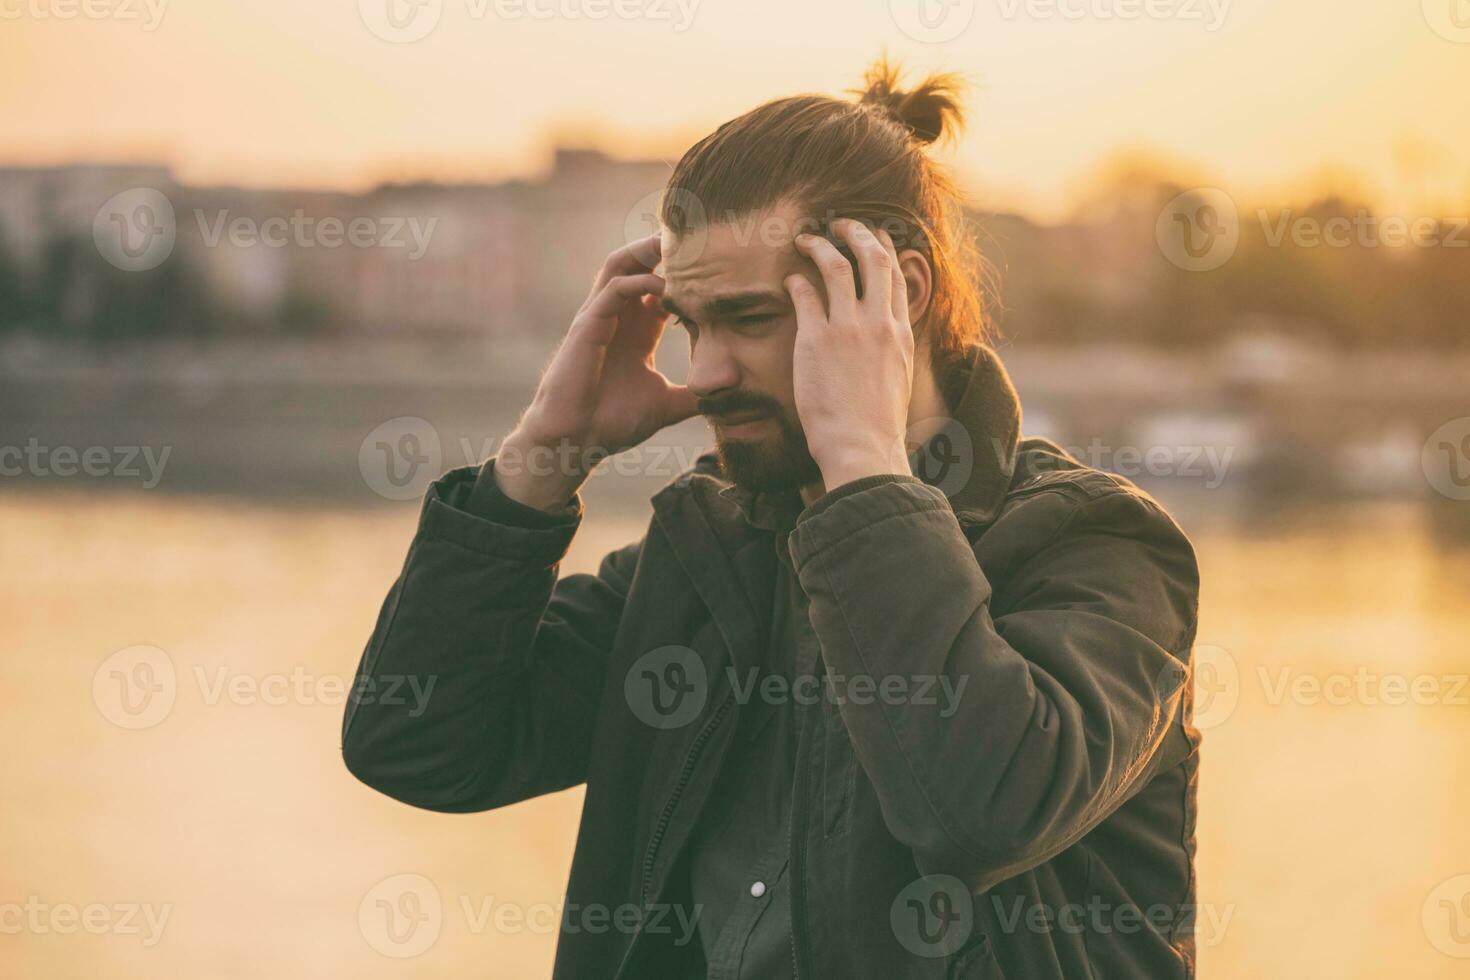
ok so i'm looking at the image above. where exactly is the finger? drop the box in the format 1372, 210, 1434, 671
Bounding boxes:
783, 272, 826, 330
658, 381, 700, 426
583, 235, 663, 308
571, 273, 665, 346
873, 227, 909, 323
831, 218, 894, 316
794, 234, 859, 326
609, 291, 674, 361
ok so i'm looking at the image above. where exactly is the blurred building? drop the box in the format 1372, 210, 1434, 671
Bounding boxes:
0, 149, 672, 339
0, 163, 179, 276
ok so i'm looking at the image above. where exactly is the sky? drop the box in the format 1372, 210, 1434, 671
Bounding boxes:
3, 0, 1469, 221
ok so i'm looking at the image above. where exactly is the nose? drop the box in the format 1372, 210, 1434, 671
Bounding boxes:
685, 332, 740, 400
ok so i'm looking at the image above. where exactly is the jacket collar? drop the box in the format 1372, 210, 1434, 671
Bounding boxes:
935, 341, 1024, 526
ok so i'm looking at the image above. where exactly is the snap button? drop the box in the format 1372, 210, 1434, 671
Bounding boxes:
750, 881, 766, 898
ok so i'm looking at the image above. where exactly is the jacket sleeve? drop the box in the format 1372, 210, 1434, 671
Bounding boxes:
787, 476, 1200, 893
341, 460, 640, 813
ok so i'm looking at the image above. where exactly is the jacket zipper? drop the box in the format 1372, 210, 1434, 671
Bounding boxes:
613, 689, 734, 980
639, 689, 734, 903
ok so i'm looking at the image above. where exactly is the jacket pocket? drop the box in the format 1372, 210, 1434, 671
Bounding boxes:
947, 933, 1007, 980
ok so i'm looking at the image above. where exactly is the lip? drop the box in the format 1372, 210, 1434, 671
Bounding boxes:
712, 412, 774, 437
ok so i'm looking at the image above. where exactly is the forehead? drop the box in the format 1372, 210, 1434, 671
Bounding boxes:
659, 200, 809, 305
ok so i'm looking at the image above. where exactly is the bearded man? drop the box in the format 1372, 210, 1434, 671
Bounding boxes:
343, 59, 1202, 980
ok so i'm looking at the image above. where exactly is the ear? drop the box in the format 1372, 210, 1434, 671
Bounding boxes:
896, 249, 933, 327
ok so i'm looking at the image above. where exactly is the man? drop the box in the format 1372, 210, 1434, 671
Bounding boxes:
343, 60, 1202, 979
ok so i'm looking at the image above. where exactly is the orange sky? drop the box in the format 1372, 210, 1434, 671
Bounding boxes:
3, 0, 1468, 220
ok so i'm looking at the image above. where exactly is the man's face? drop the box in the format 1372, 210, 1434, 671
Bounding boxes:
658, 200, 826, 493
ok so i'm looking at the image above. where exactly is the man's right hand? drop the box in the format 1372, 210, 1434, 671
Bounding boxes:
495, 234, 698, 513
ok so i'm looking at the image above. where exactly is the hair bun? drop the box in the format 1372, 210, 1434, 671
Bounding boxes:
854, 56, 966, 146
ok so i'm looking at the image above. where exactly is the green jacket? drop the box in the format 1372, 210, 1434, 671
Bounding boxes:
343, 344, 1203, 979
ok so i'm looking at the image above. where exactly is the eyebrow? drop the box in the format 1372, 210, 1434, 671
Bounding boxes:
659, 290, 788, 323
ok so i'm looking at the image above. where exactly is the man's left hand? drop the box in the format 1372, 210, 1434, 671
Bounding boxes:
785, 218, 915, 491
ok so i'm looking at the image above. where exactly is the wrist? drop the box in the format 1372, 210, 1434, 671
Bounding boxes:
493, 429, 588, 514
817, 441, 913, 492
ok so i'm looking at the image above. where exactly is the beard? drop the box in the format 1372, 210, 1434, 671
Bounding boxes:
714, 412, 823, 493
701, 393, 823, 493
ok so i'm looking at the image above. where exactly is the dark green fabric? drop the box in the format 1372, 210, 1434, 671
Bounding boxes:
686, 488, 802, 980
342, 344, 1204, 980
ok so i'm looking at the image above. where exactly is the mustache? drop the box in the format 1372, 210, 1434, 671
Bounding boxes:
698, 392, 782, 419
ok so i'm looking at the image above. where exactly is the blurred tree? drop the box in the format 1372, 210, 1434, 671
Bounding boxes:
0, 238, 30, 330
